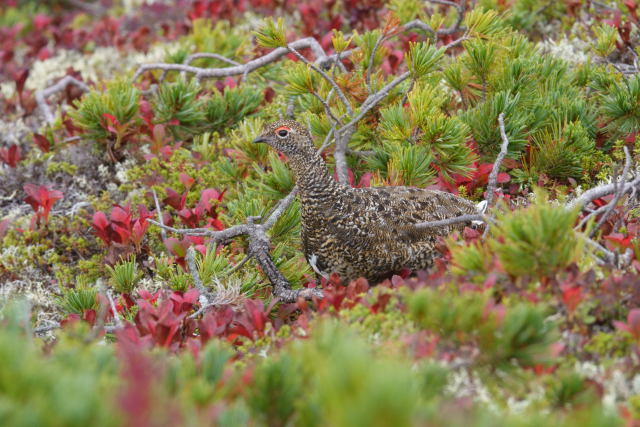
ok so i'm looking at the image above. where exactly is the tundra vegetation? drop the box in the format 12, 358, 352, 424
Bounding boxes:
1, 0, 640, 425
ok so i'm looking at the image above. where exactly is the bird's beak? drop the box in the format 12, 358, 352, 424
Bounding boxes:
252, 135, 268, 144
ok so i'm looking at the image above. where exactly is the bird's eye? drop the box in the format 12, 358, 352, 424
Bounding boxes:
277, 129, 289, 138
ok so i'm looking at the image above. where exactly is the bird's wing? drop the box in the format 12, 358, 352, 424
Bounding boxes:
354, 187, 480, 242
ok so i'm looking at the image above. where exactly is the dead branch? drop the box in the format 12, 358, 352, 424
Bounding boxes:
404, 0, 467, 36
186, 246, 209, 299
107, 290, 123, 328
366, 33, 386, 94
184, 52, 241, 67
486, 112, 510, 208
566, 168, 640, 211
36, 75, 90, 124
589, 146, 632, 237
133, 37, 343, 82
148, 188, 322, 303
33, 321, 117, 335
152, 188, 167, 242
413, 214, 486, 230
580, 234, 634, 267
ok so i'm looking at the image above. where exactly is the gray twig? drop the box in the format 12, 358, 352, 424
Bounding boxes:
107, 290, 123, 328
413, 213, 486, 229
566, 170, 640, 211
366, 33, 386, 94
186, 246, 208, 296
152, 188, 167, 242
36, 75, 90, 124
403, 0, 467, 36
589, 147, 632, 237
134, 37, 344, 82
486, 112, 510, 208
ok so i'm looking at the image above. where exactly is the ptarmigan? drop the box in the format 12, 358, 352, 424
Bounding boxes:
253, 119, 484, 284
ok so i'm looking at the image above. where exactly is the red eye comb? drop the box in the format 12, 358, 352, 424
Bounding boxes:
275, 126, 291, 132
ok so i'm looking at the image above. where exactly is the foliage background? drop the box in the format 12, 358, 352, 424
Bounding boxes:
1, 0, 640, 425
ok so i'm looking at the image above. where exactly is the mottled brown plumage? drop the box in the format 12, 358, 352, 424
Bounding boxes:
253, 119, 482, 283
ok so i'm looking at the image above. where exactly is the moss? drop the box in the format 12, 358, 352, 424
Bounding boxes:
46, 160, 78, 177
584, 332, 631, 359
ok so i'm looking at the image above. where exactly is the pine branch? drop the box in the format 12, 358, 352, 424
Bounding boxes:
287, 45, 353, 116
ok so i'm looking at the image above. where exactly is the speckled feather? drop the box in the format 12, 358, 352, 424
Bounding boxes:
254, 120, 481, 283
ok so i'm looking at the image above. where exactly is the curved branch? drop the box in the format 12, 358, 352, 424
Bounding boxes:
133, 37, 344, 82
36, 75, 90, 124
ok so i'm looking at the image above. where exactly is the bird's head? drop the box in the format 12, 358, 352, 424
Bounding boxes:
252, 120, 315, 157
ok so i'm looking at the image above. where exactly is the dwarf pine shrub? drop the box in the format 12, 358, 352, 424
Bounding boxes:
491, 191, 582, 277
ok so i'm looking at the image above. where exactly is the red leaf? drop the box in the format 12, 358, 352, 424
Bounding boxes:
32, 133, 50, 153
0, 144, 21, 168
33, 14, 52, 31
497, 172, 510, 183
179, 173, 195, 190
164, 188, 187, 210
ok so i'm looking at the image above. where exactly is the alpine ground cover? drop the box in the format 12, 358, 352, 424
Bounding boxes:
1, 0, 640, 425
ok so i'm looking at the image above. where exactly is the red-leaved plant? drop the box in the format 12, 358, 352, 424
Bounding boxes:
23, 184, 63, 227
92, 204, 151, 252
0, 144, 21, 168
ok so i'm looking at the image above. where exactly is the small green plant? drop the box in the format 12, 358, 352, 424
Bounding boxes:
69, 79, 140, 158
59, 287, 98, 315
156, 257, 193, 292
491, 190, 582, 277
152, 78, 206, 138
247, 354, 302, 427
204, 86, 263, 133
593, 23, 618, 58
197, 246, 230, 287
106, 256, 142, 294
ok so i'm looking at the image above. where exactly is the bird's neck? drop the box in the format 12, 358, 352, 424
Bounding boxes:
288, 150, 345, 198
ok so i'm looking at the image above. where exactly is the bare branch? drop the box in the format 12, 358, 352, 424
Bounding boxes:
334, 125, 357, 184
65, 0, 105, 15
413, 214, 486, 230
36, 75, 90, 124
107, 290, 123, 328
566, 170, 640, 211
580, 233, 634, 267
312, 92, 342, 125
184, 52, 241, 67
589, 147, 632, 237
262, 187, 299, 230
186, 246, 208, 296
366, 33, 386, 94
341, 71, 411, 133
403, 0, 467, 36
486, 112, 510, 208
133, 37, 344, 83
152, 188, 167, 242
